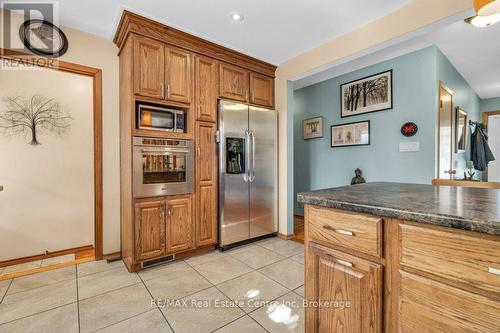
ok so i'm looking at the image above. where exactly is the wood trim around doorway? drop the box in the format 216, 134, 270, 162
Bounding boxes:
0, 49, 104, 260
483, 110, 500, 126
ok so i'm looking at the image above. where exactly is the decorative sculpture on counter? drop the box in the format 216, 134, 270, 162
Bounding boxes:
0, 94, 72, 145
351, 168, 366, 185
465, 161, 476, 180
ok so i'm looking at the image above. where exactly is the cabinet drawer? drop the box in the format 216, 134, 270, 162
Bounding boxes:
400, 223, 500, 297
400, 271, 500, 332
306, 205, 382, 257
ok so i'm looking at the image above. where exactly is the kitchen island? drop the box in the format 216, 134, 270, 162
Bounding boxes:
298, 182, 500, 333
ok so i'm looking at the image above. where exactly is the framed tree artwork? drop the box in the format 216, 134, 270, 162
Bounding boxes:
341, 70, 392, 118
303, 116, 323, 139
331, 120, 370, 148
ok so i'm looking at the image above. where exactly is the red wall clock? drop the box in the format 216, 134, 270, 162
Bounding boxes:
401, 122, 418, 137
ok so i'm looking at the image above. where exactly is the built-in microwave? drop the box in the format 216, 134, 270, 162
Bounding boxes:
137, 104, 185, 133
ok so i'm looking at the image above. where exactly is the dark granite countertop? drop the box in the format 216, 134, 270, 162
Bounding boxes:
297, 182, 500, 236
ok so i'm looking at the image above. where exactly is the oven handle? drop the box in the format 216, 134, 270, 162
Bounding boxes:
140, 149, 190, 154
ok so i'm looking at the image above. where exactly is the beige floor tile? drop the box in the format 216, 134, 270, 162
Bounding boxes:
0, 279, 76, 324
41, 254, 76, 267
77, 259, 125, 277
163, 287, 244, 333
191, 255, 253, 285
213, 315, 267, 333
290, 252, 305, 265
2, 261, 41, 275
95, 309, 172, 333
138, 260, 190, 281
78, 266, 141, 300
0, 280, 11, 302
0, 302, 78, 333
185, 250, 227, 266
257, 238, 304, 257
8, 266, 75, 294
259, 259, 304, 290
145, 266, 211, 301
294, 285, 305, 297
250, 292, 305, 333
79, 283, 153, 333
227, 245, 285, 269
217, 271, 289, 313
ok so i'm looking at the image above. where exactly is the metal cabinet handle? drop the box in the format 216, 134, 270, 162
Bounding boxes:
489, 267, 500, 275
327, 254, 353, 267
167, 84, 171, 98
168, 209, 171, 217
323, 224, 354, 236
245, 90, 249, 101
251, 91, 254, 102
197, 146, 201, 158
161, 83, 165, 98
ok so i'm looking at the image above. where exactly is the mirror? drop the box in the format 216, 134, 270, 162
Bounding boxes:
455, 107, 467, 153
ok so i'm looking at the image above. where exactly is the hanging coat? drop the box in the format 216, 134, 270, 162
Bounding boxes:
471, 124, 495, 171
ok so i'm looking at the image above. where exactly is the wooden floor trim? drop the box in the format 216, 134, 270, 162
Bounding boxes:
0, 245, 94, 268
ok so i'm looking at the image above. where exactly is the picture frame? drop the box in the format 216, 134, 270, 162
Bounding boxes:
303, 116, 323, 140
340, 70, 393, 118
455, 106, 468, 153
331, 120, 370, 148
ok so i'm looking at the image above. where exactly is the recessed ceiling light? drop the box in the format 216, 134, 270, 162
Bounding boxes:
465, 13, 500, 27
230, 12, 244, 22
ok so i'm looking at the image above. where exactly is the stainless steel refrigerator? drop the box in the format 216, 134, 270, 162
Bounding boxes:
218, 99, 277, 249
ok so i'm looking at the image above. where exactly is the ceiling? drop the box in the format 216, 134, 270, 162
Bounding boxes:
294, 12, 500, 99
53, 0, 410, 64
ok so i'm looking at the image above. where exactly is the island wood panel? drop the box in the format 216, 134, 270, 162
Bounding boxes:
306, 242, 382, 333
219, 63, 249, 102
400, 271, 500, 332
134, 199, 166, 261
166, 195, 194, 253
307, 205, 382, 258
195, 121, 218, 246
249, 72, 274, 107
400, 223, 500, 297
195, 55, 218, 122
165, 46, 192, 104
133, 36, 165, 99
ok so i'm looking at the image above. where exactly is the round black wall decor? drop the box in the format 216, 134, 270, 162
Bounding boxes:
19, 19, 68, 57
401, 122, 418, 137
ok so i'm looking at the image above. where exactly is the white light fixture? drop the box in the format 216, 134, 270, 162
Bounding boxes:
230, 12, 244, 22
474, 0, 500, 16
465, 12, 500, 27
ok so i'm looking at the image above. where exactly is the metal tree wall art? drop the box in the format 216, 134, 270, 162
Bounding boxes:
0, 95, 72, 145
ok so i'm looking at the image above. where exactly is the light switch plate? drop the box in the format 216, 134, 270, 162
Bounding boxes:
400, 141, 419, 152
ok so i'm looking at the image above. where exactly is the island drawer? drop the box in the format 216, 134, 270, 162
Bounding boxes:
306, 205, 382, 257
400, 223, 500, 296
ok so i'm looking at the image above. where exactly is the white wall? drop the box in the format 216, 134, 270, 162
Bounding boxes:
1, 9, 120, 256
0, 68, 94, 260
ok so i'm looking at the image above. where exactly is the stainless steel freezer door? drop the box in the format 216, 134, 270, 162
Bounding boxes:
249, 106, 277, 238
218, 100, 250, 246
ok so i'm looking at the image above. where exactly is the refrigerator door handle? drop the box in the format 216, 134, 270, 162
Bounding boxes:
250, 131, 256, 182
244, 130, 251, 183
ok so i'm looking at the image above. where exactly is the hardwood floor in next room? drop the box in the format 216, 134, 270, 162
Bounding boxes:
0, 238, 305, 333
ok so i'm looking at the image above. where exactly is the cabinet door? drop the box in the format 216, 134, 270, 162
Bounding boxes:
133, 37, 165, 99
195, 122, 218, 246
249, 72, 274, 107
219, 63, 249, 102
165, 47, 192, 104
166, 195, 193, 253
306, 242, 382, 333
134, 199, 166, 261
195, 55, 218, 122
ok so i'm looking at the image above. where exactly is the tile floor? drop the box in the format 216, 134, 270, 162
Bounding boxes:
0, 237, 305, 333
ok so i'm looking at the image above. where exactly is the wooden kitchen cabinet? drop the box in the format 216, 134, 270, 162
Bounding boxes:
165, 47, 192, 104
249, 72, 274, 107
195, 121, 218, 246
166, 195, 193, 253
306, 242, 382, 333
195, 55, 218, 122
219, 63, 249, 102
133, 36, 165, 99
134, 199, 166, 261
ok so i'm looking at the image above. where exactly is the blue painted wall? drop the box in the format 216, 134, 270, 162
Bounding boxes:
293, 46, 439, 215
436, 49, 481, 179
481, 97, 500, 112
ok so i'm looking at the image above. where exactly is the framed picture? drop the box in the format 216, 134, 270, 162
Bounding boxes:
340, 70, 392, 118
303, 116, 323, 140
331, 120, 370, 148
455, 106, 467, 153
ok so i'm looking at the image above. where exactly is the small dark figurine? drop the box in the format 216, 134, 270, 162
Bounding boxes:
351, 168, 366, 185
